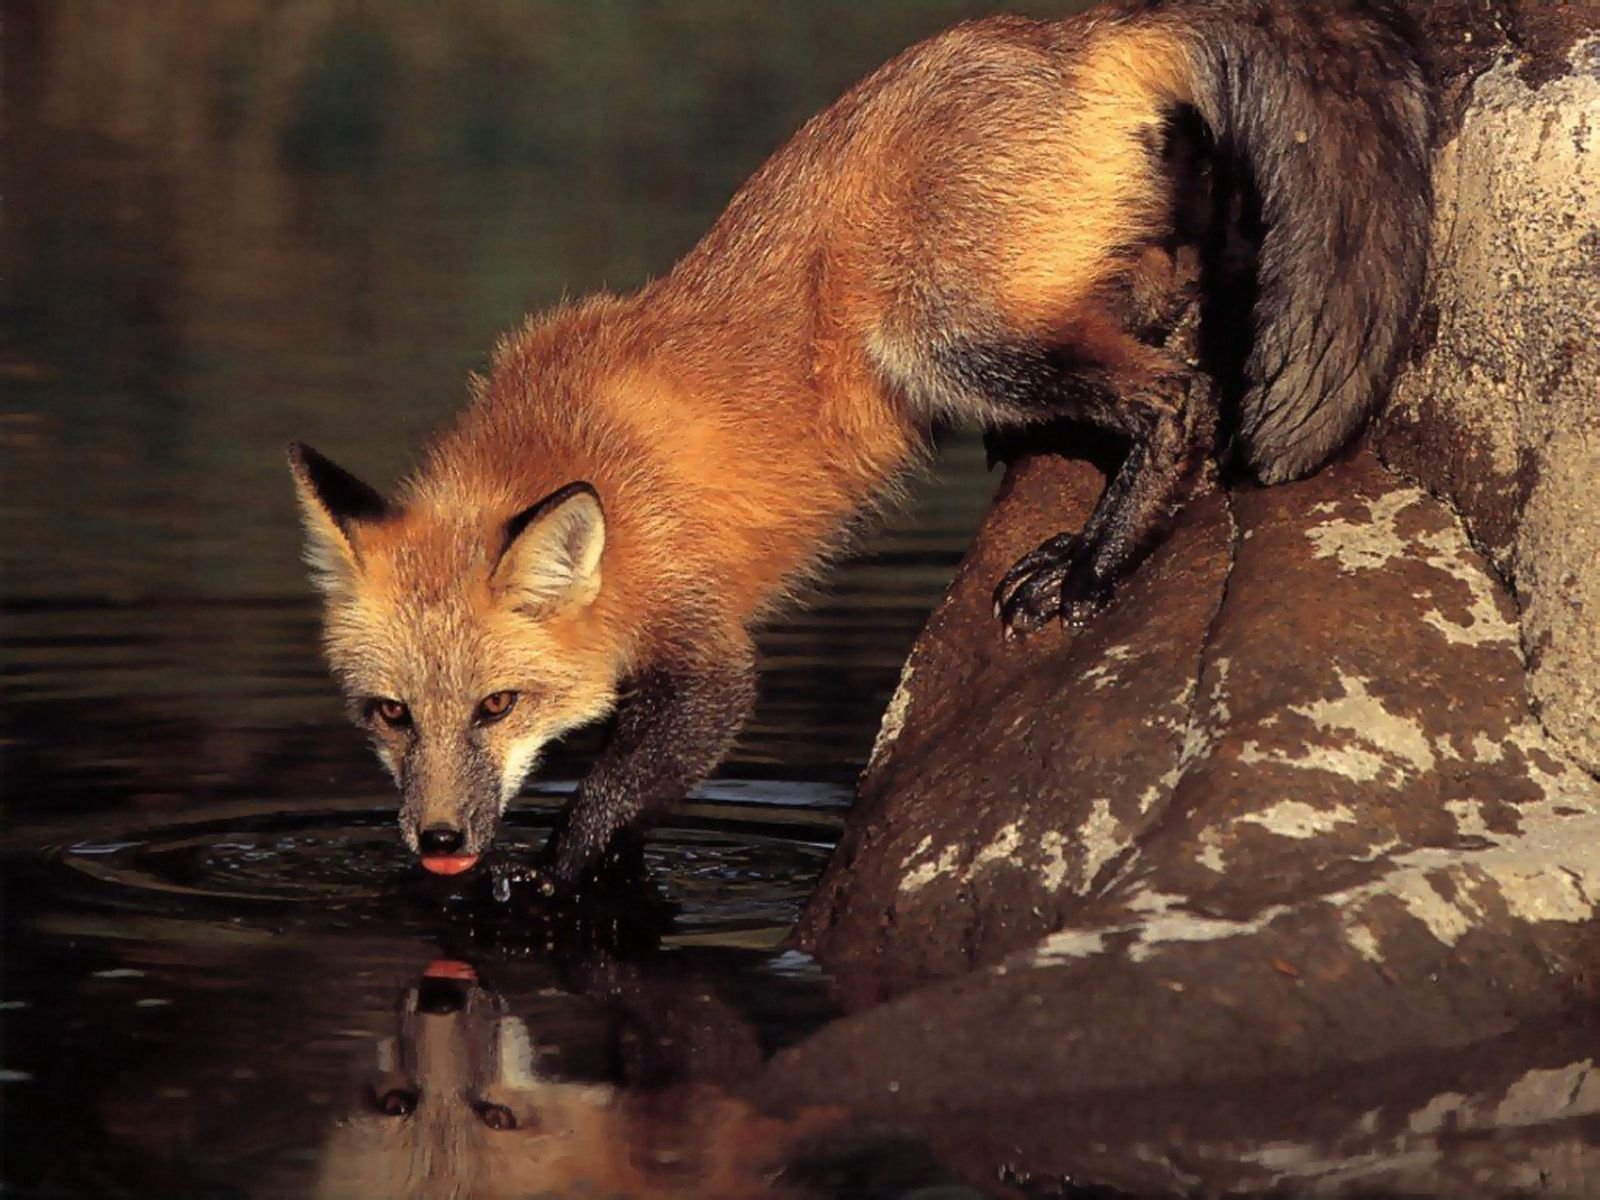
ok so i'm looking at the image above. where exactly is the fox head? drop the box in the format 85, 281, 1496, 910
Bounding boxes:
288, 442, 623, 873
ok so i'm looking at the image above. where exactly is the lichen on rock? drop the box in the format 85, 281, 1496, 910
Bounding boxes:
798, 453, 1600, 1017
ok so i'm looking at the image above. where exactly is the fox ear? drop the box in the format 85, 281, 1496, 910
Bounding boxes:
287, 442, 388, 595
493, 483, 605, 613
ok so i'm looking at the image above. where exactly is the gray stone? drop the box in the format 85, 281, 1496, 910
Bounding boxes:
1377, 37, 1600, 774
799, 452, 1234, 1003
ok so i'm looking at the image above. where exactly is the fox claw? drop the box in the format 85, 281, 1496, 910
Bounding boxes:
530, 824, 649, 901
994, 532, 1110, 636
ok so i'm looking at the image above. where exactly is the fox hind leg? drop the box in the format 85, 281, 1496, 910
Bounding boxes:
993, 354, 1213, 634
969, 299, 1216, 636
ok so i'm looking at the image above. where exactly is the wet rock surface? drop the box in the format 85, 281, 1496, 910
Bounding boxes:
796, 451, 1233, 1000
759, 1006, 1600, 1196
783, 454, 1599, 1194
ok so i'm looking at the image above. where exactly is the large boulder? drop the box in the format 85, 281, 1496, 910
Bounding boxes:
797, 454, 1600, 1016
780, 455, 1600, 1193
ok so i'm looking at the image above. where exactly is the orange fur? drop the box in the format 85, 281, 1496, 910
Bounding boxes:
396, 14, 1198, 659
294, 12, 1216, 858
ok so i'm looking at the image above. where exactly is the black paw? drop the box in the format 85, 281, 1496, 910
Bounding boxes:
1058, 583, 1111, 631
993, 533, 1111, 638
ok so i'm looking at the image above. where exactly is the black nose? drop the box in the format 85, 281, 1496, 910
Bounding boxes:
420, 826, 464, 855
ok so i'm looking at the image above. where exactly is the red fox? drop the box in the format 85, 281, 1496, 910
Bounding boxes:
290, 1, 1433, 881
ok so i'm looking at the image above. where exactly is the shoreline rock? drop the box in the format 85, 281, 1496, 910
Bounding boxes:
1377, 37, 1600, 776
797, 454, 1600, 1016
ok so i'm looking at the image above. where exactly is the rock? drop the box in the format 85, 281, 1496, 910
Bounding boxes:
796, 450, 1232, 1002
1376, 35, 1600, 773
798, 455, 1600, 1015
780, 456, 1600, 1193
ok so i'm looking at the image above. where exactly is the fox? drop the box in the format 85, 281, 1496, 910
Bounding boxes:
290, 0, 1433, 882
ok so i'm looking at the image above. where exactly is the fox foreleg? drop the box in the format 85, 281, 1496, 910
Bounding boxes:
545, 632, 757, 885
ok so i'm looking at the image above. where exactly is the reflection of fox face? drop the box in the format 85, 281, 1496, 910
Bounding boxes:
290, 447, 624, 870
318, 975, 829, 1200
319, 974, 612, 1200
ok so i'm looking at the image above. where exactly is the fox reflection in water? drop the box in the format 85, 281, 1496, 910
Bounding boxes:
316, 960, 839, 1200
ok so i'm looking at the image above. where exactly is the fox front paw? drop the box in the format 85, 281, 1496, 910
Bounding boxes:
993, 533, 1110, 637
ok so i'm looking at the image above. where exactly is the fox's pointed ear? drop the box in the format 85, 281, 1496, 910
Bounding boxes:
492, 482, 605, 613
286, 442, 388, 595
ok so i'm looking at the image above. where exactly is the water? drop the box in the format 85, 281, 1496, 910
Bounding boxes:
1, 800, 857, 1195
6, 4, 1595, 1197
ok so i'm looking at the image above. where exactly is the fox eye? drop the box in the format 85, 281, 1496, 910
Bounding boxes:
370, 698, 412, 729
472, 1100, 518, 1131
476, 691, 518, 723
372, 1086, 418, 1116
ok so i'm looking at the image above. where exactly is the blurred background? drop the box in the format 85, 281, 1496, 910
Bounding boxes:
2, 0, 1090, 824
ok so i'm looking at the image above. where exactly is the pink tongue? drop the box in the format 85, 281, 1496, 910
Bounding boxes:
420, 854, 480, 876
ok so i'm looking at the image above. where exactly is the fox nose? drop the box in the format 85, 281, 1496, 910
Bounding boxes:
419, 826, 465, 855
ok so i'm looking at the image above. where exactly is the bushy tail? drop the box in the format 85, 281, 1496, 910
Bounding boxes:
1179, 1, 1434, 483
